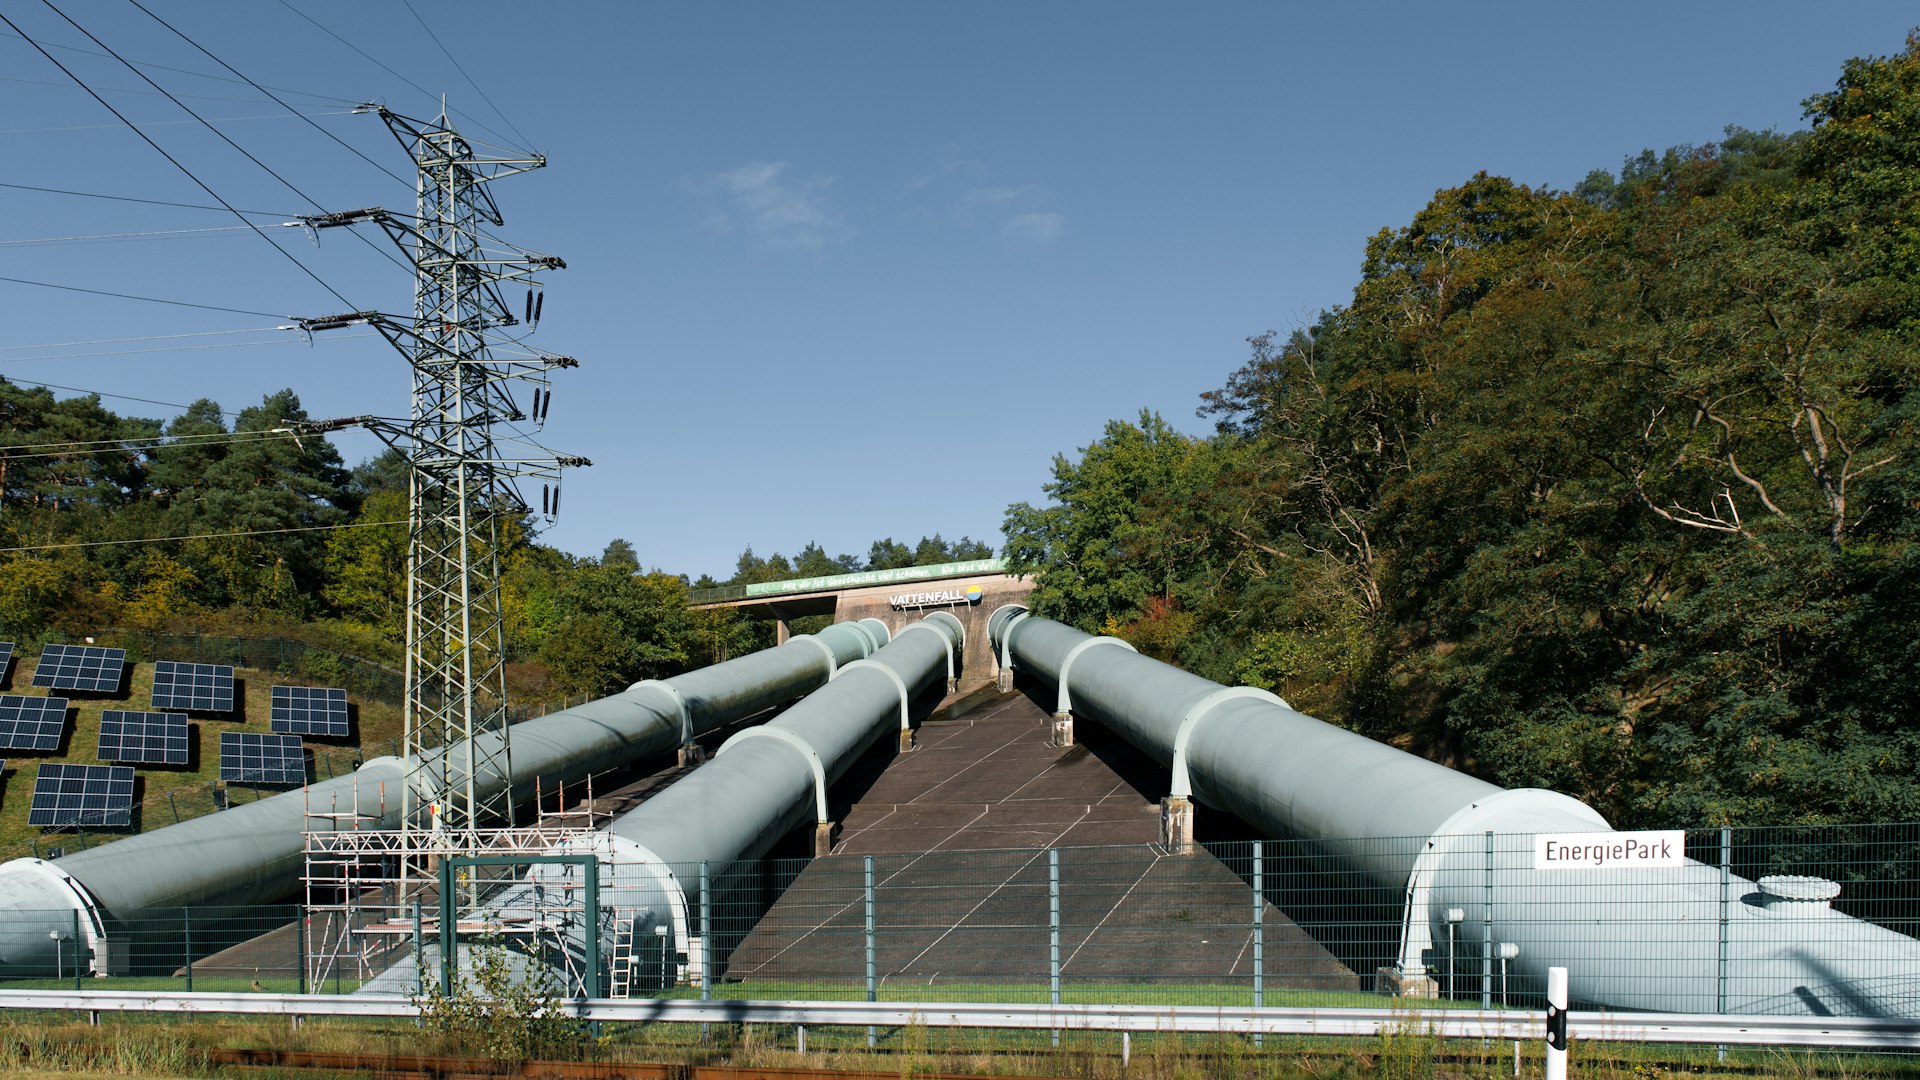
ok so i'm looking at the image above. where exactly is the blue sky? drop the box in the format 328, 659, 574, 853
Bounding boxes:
3, 3, 1915, 580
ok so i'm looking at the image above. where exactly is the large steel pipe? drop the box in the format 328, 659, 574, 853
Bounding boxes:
0, 619, 890, 977
365, 610, 967, 994
989, 606, 1920, 1018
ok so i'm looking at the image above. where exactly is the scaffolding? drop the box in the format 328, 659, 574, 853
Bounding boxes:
298, 777, 662, 996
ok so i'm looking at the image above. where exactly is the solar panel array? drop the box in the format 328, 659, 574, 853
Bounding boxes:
0, 695, 69, 751
28, 763, 134, 827
270, 685, 349, 737
0, 641, 13, 676
220, 731, 305, 785
97, 710, 189, 766
151, 661, 234, 712
32, 644, 124, 693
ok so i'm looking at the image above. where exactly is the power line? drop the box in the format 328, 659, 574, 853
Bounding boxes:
14, 1, 358, 310
0, 518, 406, 554
0, 333, 376, 367
398, 0, 536, 153
0, 180, 295, 217
1, 376, 244, 418
0, 274, 292, 319
0, 224, 274, 247
122, 0, 415, 280
0, 27, 362, 106
0, 107, 356, 136
273, 0, 533, 155
0, 429, 300, 461
0, 328, 286, 353
129, 1, 413, 192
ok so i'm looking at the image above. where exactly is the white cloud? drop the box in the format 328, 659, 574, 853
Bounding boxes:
700, 161, 841, 251
956, 185, 1033, 215
1003, 211, 1068, 245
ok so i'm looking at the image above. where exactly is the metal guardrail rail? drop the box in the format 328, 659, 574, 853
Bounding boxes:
1, 991, 1915, 1050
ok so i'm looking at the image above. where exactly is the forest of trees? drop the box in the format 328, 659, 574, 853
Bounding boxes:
0, 378, 995, 702
1005, 37, 1920, 829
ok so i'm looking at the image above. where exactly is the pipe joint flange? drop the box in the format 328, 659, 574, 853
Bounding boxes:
832, 659, 912, 731
718, 727, 830, 823
628, 679, 692, 744
786, 633, 838, 677
1056, 636, 1138, 716
894, 622, 956, 683
1169, 686, 1287, 800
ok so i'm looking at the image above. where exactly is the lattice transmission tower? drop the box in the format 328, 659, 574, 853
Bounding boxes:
297, 105, 585, 850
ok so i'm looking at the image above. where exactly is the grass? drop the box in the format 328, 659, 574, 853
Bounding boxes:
0, 655, 403, 860
0, 1011, 1912, 1080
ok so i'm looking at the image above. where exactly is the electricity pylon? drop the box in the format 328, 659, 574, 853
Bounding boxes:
297, 106, 585, 851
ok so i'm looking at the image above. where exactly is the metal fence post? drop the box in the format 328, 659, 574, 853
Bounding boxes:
1483, 830, 1494, 1010
72, 909, 82, 990
297, 904, 308, 995
1728, 822, 1743, 1060
412, 901, 424, 999
1252, 841, 1265, 1050
700, 861, 712, 1001
1049, 847, 1061, 1048
183, 908, 192, 991
864, 854, 877, 1048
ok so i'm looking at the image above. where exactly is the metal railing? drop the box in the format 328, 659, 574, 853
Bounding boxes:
0, 992, 1914, 1052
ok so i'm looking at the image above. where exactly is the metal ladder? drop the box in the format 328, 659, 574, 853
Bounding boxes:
606, 920, 636, 998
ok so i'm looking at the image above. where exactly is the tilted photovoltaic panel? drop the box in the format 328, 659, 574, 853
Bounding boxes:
220, 731, 305, 785
0, 695, 69, 751
150, 661, 234, 712
0, 642, 14, 677
97, 710, 189, 766
270, 685, 349, 737
28, 763, 134, 828
31, 644, 125, 693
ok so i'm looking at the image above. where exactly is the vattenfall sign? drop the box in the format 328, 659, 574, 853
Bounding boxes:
890, 584, 985, 609
1533, 830, 1685, 870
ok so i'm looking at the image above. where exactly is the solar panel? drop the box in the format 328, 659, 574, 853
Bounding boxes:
270, 685, 349, 737
220, 731, 305, 785
0, 695, 69, 751
150, 661, 234, 712
0, 641, 13, 677
28, 763, 134, 828
32, 644, 125, 693
97, 710, 189, 766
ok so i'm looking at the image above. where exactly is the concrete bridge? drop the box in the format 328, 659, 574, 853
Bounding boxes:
690, 558, 1032, 692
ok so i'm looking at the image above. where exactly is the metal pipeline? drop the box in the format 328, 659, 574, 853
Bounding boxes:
0, 618, 891, 978
989, 605, 1920, 1018
362, 610, 968, 995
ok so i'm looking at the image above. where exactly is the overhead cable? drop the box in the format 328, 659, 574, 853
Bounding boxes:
13, 1, 358, 309
0, 27, 360, 105
398, 0, 537, 154
0, 518, 407, 554
0, 274, 291, 318
0, 180, 295, 217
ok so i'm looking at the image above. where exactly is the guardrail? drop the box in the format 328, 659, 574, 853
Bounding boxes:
1, 991, 1916, 1050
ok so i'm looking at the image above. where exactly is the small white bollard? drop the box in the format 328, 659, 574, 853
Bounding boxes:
1546, 966, 1568, 1080
1122, 1030, 1131, 1067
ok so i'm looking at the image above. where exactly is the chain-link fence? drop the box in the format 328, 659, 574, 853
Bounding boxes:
75, 629, 404, 705
1, 825, 1914, 1018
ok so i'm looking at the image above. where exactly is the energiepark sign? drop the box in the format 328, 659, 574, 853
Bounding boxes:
889, 584, 985, 610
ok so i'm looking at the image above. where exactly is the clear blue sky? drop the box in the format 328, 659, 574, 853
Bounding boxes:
3, 3, 1914, 580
